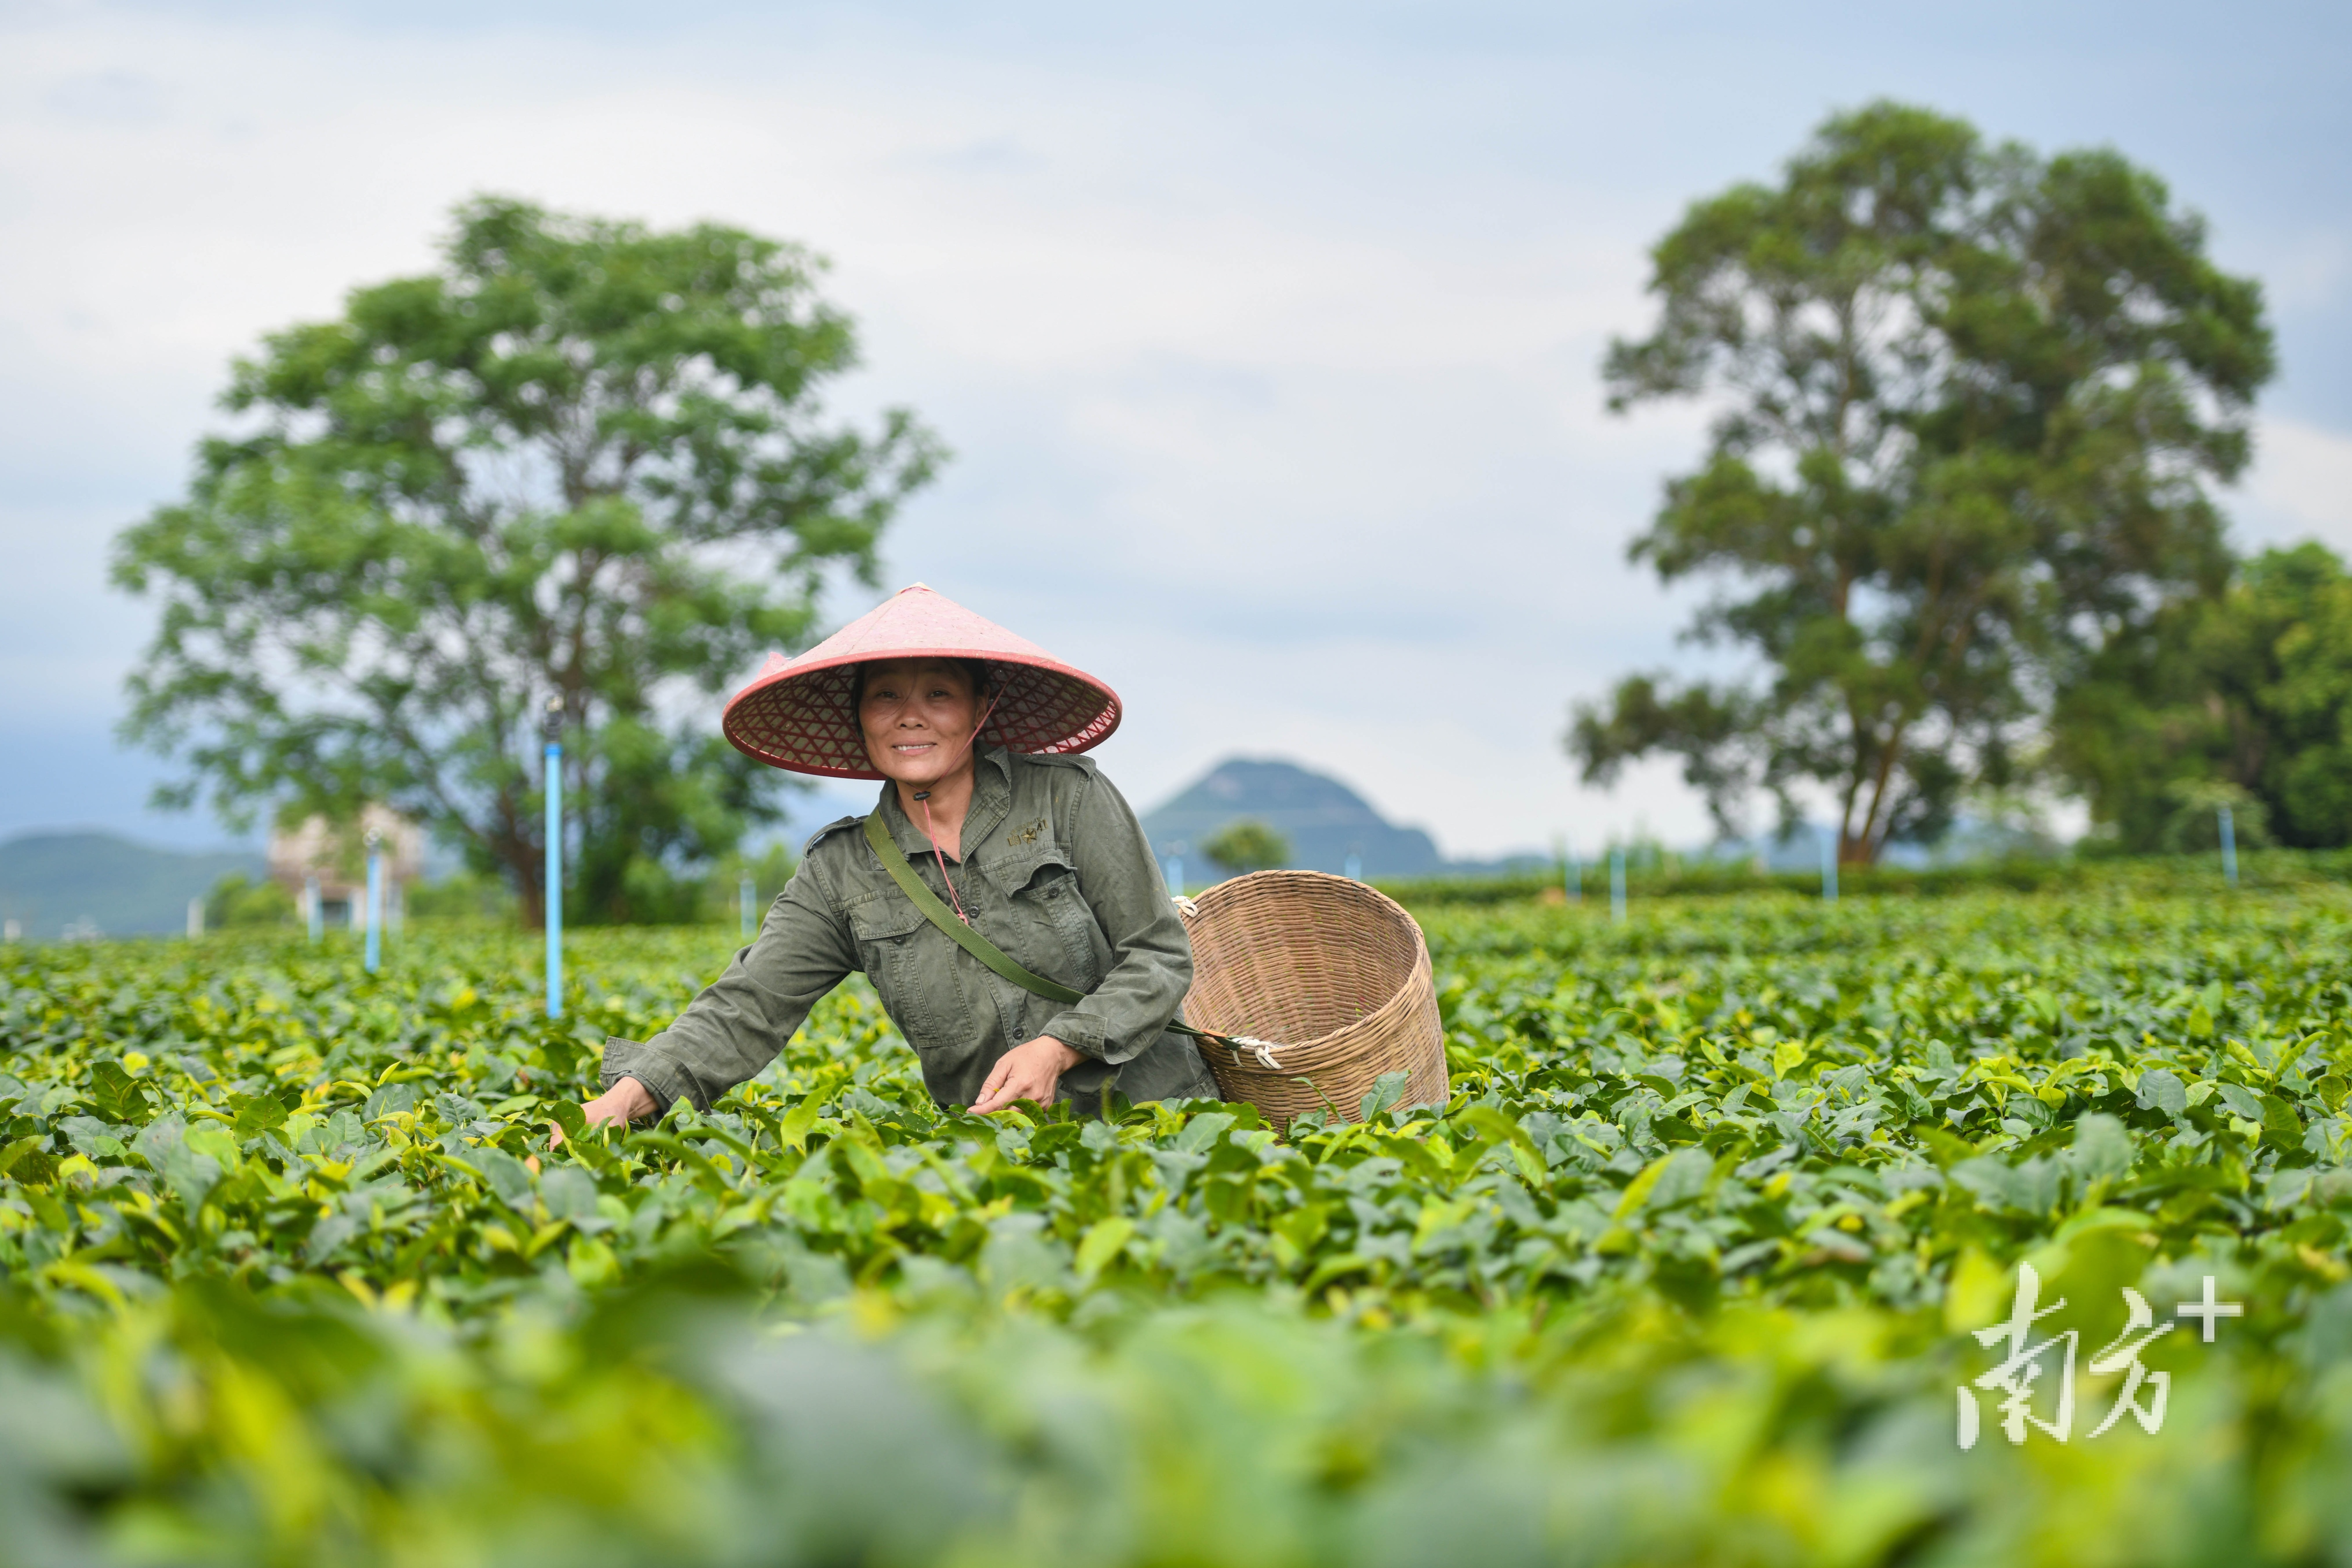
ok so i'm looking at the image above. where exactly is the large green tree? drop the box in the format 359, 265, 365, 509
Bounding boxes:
115, 197, 942, 923
2054, 541, 2352, 851
1570, 103, 2272, 862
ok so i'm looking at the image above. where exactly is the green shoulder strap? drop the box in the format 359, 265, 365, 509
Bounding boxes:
862, 809, 1232, 1048
864, 811, 1084, 1004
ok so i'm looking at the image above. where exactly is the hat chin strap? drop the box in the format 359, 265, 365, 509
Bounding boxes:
907, 692, 999, 926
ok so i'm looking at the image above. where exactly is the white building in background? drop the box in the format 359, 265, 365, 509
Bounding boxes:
267, 806, 425, 930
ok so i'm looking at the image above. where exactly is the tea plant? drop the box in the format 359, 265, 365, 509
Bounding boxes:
5, 884, 2352, 1565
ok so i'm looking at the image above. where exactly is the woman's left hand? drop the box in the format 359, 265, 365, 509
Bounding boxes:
971, 1035, 1083, 1114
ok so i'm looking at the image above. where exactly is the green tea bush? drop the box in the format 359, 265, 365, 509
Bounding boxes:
1379, 846, 2352, 906
5, 884, 2352, 1565
200, 873, 294, 929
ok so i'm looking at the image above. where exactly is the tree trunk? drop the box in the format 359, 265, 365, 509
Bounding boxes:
506, 835, 547, 929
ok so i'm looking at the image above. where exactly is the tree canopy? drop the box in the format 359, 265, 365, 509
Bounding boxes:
1570, 102, 2272, 862
115, 197, 942, 922
2054, 541, 2352, 851
1201, 820, 1290, 877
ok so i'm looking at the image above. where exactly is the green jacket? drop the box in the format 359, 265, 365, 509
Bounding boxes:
601, 746, 1218, 1115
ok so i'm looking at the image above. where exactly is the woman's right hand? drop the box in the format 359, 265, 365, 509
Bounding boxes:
552, 1075, 657, 1147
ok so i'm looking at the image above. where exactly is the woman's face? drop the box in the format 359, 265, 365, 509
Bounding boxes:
858, 659, 984, 788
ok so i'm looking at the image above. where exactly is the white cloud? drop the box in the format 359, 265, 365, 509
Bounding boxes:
0, 8, 1721, 854
2240, 417, 2352, 553
4, 3, 2348, 856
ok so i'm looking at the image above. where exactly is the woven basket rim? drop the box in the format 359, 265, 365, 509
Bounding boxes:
1181, 869, 1433, 1067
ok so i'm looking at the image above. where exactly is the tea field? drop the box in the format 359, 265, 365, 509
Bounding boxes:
6, 879, 2352, 1567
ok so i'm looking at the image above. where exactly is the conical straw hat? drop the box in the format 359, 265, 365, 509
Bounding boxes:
722, 584, 1123, 779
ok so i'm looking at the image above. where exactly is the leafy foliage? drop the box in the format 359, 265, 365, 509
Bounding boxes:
2057, 541, 2352, 851
6, 882, 2352, 1563
201, 873, 294, 929
113, 196, 944, 925
1201, 819, 1291, 876
403, 868, 521, 923
1573, 102, 2271, 862
706, 837, 800, 924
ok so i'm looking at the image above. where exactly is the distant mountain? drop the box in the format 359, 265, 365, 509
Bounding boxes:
0, 832, 264, 940
1139, 759, 1444, 878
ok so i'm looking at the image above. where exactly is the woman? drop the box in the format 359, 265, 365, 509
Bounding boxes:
575, 584, 1218, 1132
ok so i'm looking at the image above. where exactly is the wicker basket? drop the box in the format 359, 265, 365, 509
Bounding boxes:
1177, 870, 1448, 1127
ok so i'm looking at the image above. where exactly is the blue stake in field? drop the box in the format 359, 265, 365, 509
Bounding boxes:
363, 829, 383, 973
544, 695, 564, 1018
2220, 804, 2239, 888
1821, 826, 1838, 902
1610, 845, 1626, 921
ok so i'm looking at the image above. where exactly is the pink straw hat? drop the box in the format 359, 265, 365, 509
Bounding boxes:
722, 583, 1124, 779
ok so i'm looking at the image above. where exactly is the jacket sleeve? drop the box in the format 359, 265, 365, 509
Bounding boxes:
1038, 769, 1192, 1065
600, 858, 857, 1114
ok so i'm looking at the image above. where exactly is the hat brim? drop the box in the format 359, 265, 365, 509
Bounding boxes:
723, 646, 1123, 779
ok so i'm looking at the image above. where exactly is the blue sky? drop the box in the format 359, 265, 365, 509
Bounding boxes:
4, 0, 2348, 859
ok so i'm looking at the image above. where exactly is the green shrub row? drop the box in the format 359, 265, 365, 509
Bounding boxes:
3, 889, 2351, 1563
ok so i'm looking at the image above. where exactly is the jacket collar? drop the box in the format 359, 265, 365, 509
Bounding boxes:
872, 746, 1014, 863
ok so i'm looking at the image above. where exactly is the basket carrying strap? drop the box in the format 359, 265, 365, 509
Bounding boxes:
862, 811, 1283, 1065
864, 811, 1083, 1004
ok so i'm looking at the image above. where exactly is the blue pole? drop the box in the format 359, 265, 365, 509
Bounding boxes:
545, 731, 563, 1019
1165, 854, 1184, 896
1821, 825, 1839, 902
1609, 845, 1626, 921
364, 838, 383, 973
306, 873, 322, 944
2219, 805, 2238, 888
1343, 852, 1362, 882
740, 871, 757, 938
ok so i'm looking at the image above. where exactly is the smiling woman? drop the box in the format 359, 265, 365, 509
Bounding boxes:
571, 585, 1217, 1131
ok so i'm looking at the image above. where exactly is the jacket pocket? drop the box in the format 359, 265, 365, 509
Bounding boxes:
846, 895, 954, 1050
1007, 852, 1103, 991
